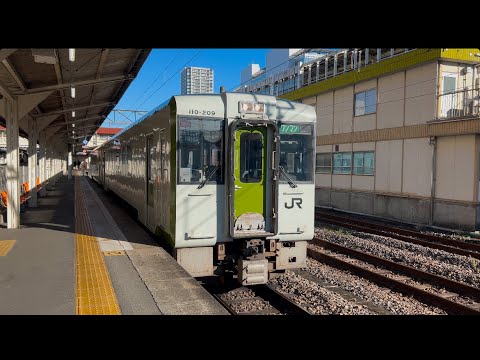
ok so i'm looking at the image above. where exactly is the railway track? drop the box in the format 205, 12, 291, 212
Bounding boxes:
309, 238, 480, 315
212, 284, 311, 315
315, 211, 480, 260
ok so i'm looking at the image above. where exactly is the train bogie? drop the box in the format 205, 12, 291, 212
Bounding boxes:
91, 93, 316, 285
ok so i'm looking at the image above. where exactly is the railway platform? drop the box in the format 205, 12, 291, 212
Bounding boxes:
0, 171, 228, 315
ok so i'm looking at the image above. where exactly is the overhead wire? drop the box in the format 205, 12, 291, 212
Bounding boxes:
135, 49, 202, 111
131, 49, 184, 108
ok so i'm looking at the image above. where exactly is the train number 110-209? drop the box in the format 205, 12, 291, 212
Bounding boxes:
188, 109, 216, 116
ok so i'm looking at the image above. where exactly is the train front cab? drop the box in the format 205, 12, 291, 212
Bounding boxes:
224, 95, 316, 286
172, 94, 316, 286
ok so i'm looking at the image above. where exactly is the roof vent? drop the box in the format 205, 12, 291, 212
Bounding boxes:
31, 49, 57, 65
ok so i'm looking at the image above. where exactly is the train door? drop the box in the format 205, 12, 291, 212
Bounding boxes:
146, 135, 156, 229
232, 126, 268, 235
159, 131, 166, 227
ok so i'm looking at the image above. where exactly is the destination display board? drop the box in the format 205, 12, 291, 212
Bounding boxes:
279, 124, 312, 135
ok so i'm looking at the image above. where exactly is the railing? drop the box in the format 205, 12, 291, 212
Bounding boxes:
437, 87, 480, 120
235, 48, 416, 97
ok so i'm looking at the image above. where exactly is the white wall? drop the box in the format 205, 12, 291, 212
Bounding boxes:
402, 138, 432, 197
436, 135, 476, 201
405, 62, 437, 125
333, 86, 353, 134
378, 71, 405, 129
316, 92, 334, 136
375, 140, 403, 193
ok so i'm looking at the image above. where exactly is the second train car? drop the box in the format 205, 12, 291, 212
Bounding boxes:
90, 93, 316, 285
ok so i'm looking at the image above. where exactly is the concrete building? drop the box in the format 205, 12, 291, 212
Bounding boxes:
235, 48, 335, 96
279, 48, 480, 230
181, 67, 214, 95
0, 125, 29, 149
85, 127, 122, 148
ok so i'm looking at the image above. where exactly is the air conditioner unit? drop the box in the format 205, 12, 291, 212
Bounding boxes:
447, 108, 464, 118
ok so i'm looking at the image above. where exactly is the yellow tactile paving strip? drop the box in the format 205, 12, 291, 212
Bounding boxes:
0, 240, 16, 256
75, 176, 121, 315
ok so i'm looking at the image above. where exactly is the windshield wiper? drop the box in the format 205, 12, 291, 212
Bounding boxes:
279, 166, 298, 188
197, 165, 220, 189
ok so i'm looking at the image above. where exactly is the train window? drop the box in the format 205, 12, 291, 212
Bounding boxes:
121, 145, 129, 175
128, 146, 132, 176
177, 116, 224, 184
148, 146, 156, 181
278, 123, 314, 183
240, 132, 263, 183
116, 154, 120, 173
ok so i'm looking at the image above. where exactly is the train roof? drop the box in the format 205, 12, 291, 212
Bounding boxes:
104, 93, 315, 146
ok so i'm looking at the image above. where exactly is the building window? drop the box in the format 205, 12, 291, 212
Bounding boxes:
353, 151, 375, 175
354, 88, 376, 116
333, 152, 352, 174
316, 153, 332, 173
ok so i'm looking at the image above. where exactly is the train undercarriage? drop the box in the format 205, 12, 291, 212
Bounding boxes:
212, 239, 307, 285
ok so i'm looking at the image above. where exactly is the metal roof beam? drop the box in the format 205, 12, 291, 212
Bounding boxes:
2, 58, 26, 91
0, 49, 17, 62
2, 58, 43, 116
88, 49, 110, 106
53, 49, 67, 114
17, 91, 53, 120
0, 81, 14, 100
14, 75, 133, 95
58, 124, 99, 134
33, 102, 113, 117
48, 115, 104, 128
37, 114, 61, 132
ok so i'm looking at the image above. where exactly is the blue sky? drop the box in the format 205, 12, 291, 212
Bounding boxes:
102, 48, 269, 128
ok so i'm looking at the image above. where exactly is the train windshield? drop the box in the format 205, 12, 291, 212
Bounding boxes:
177, 116, 224, 184
278, 123, 314, 183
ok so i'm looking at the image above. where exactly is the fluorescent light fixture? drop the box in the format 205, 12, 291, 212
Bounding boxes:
72, 111, 75, 117
72, 123, 75, 128
69, 48, 75, 62
71, 86, 75, 98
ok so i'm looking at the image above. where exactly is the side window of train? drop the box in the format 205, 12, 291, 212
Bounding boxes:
150, 147, 156, 181
160, 133, 166, 181
278, 123, 315, 183
177, 116, 224, 184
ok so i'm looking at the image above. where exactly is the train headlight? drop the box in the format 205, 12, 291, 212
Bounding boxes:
239, 101, 265, 114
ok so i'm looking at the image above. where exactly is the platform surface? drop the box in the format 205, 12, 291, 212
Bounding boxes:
0, 173, 227, 315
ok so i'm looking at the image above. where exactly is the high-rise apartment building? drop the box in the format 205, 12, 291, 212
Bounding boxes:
181, 67, 214, 95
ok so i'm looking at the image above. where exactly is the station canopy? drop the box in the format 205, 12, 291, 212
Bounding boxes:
0, 48, 151, 144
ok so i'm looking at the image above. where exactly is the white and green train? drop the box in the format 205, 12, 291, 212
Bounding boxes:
90, 93, 316, 285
